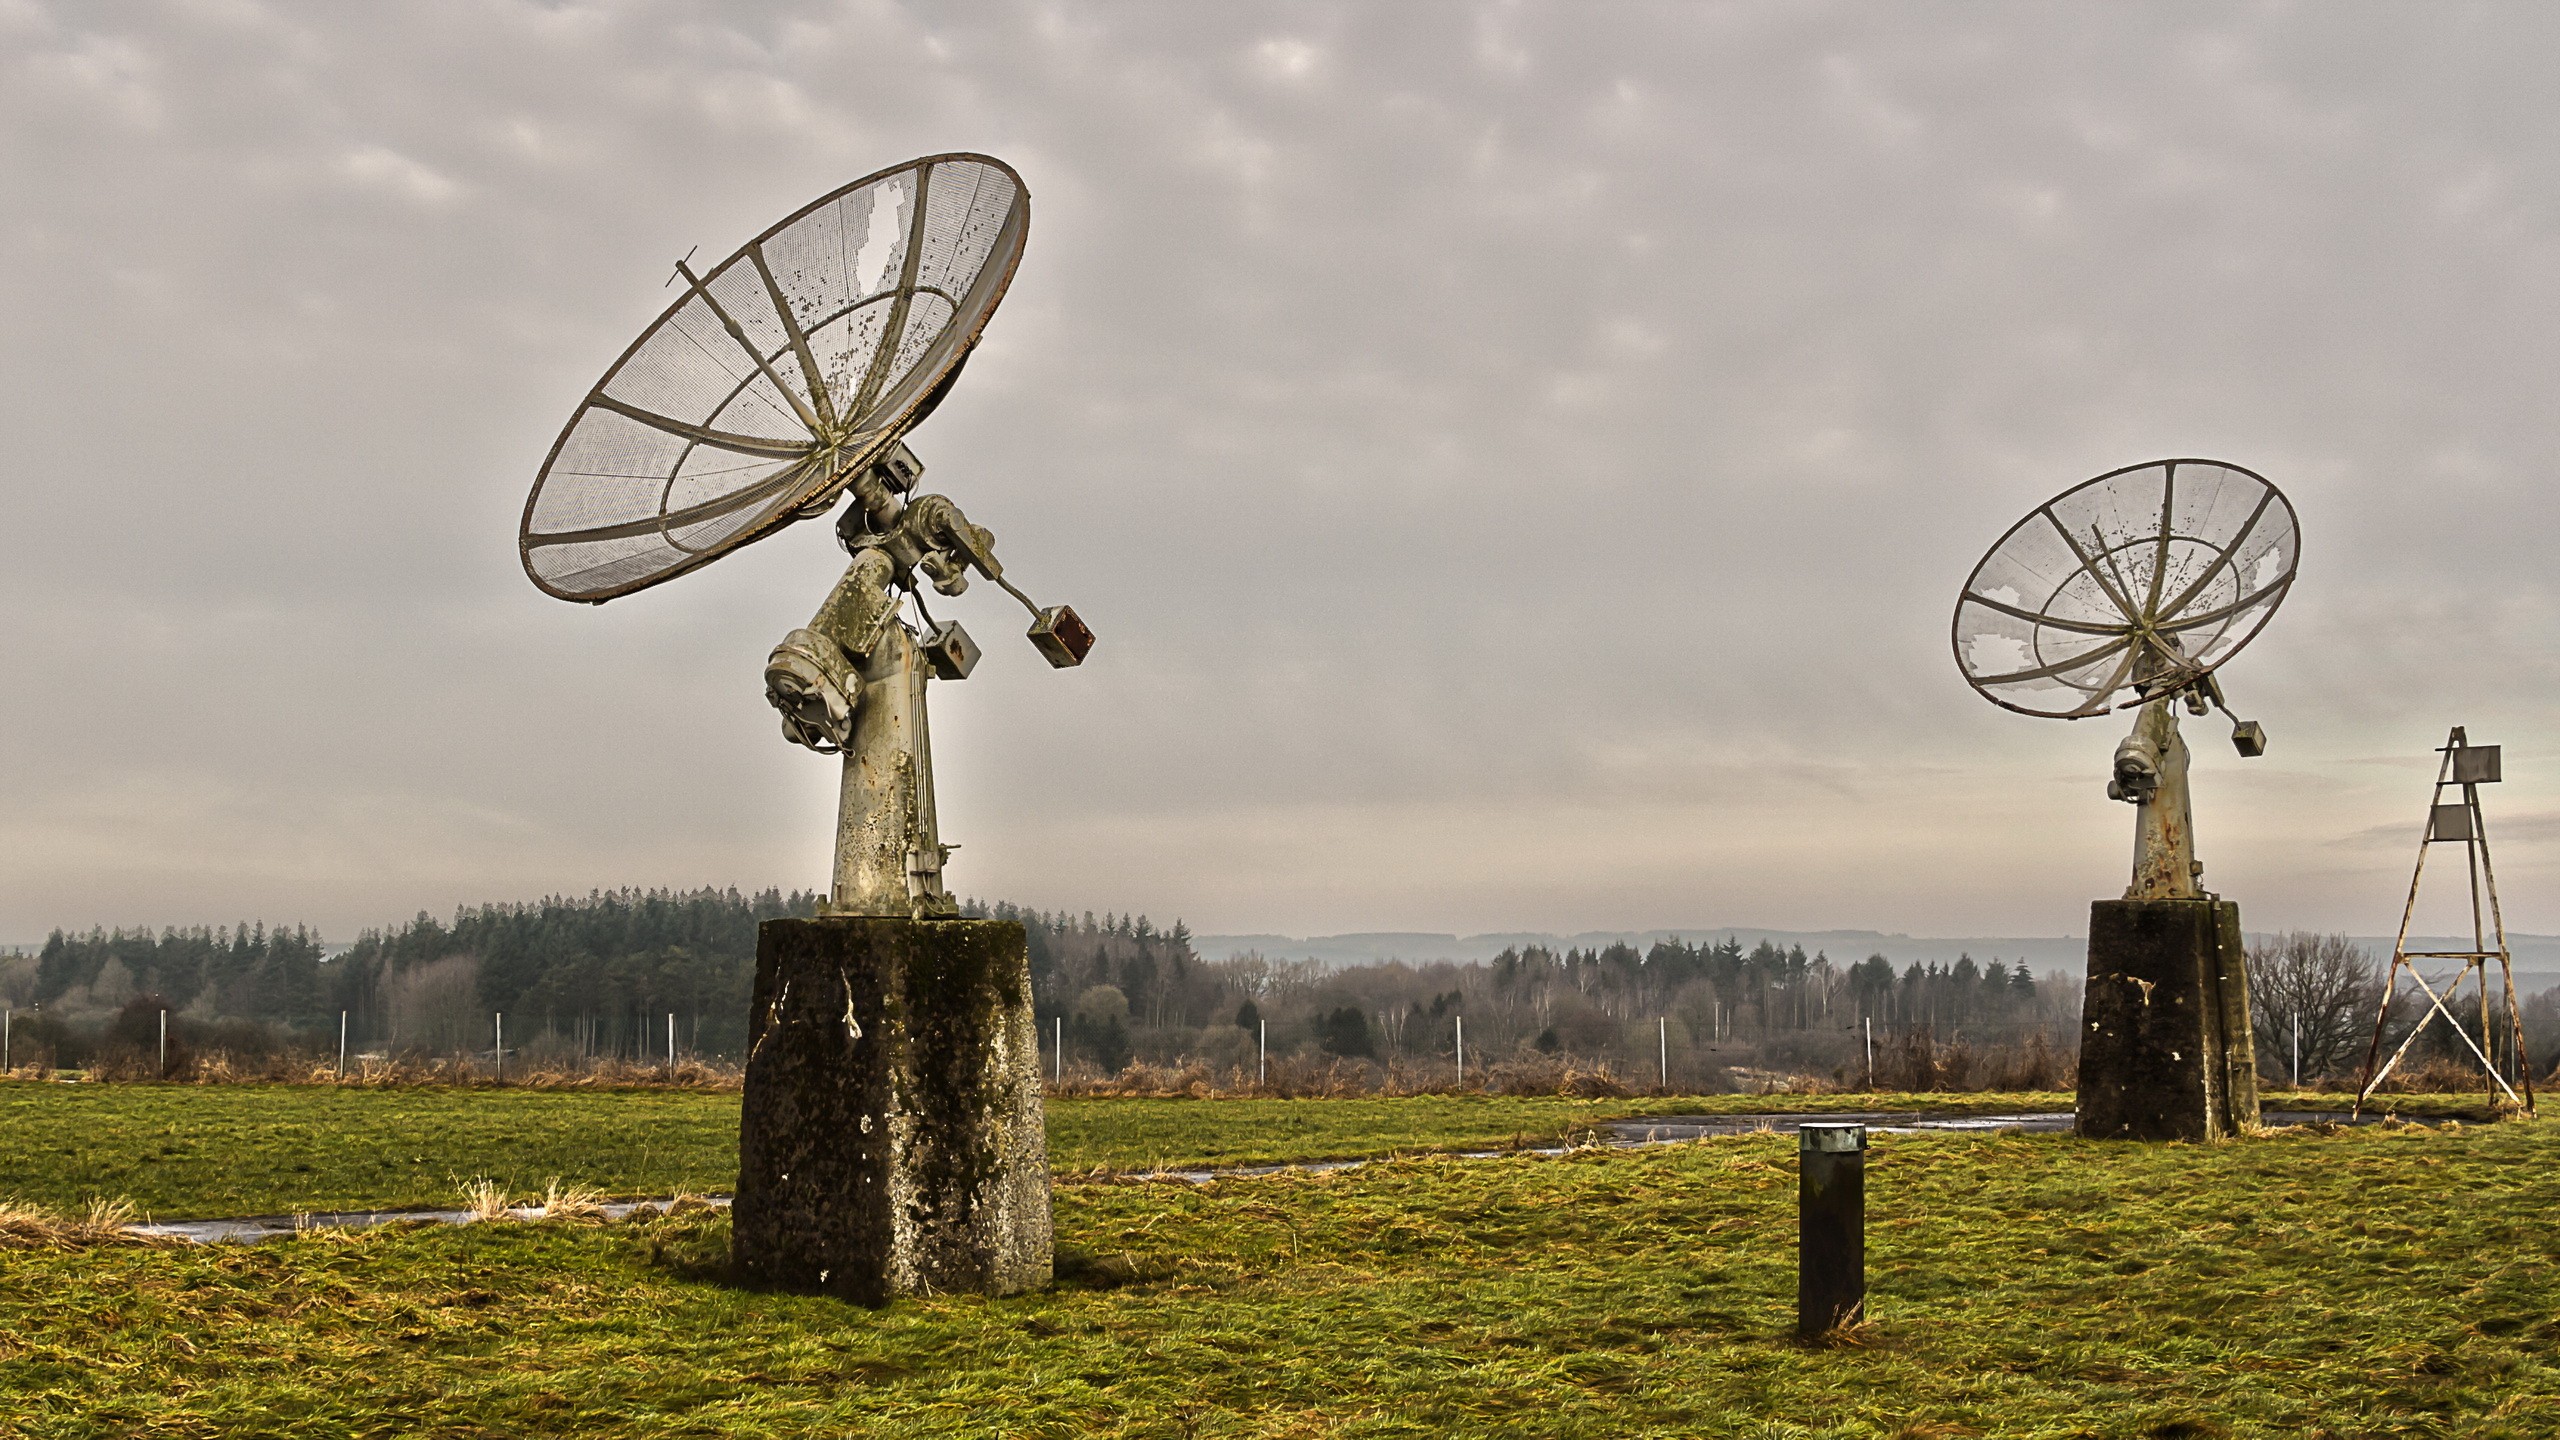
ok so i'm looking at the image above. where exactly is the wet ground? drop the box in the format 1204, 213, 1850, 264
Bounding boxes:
131, 1196, 732, 1245
125, 1107, 2429, 1244
1603, 1111, 2074, 1144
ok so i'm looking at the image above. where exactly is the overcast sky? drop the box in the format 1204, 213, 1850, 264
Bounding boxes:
4, 1, 2557, 944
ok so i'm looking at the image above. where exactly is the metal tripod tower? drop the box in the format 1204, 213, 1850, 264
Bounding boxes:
2353, 728, 2534, 1115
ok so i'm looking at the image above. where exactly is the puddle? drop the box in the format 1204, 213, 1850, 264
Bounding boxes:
1601, 1111, 2075, 1143
1113, 1110, 2078, 1184
132, 1196, 729, 1245
124, 1106, 2458, 1243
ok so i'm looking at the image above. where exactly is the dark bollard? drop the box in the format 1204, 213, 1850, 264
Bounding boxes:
1798, 1122, 1866, 1338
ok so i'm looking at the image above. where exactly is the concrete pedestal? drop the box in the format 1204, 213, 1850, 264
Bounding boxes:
2077, 898, 2260, 1141
733, 917, 1052, 1304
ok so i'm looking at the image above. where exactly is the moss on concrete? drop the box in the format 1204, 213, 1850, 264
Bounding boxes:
733, 917, 1049, 1303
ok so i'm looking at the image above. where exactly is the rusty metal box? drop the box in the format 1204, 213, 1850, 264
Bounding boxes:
1027, 605, 1093, 668
920, 621, 980, 681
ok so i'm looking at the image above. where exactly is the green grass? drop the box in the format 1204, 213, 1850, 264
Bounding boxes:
1043, 1092, 2070, 1177
0, 1084, 738, 1219
2261, 1087, 2528, 1120
0, 1084, 2072, 1220
1, 1119, 2553, 1436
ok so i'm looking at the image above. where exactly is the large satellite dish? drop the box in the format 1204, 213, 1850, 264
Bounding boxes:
1952, 458, 2297, 902
520, 153, 1028, 603
1953, 458, 2298, 720
517, 153, 1087, 920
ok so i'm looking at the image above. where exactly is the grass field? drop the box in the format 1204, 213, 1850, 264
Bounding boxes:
0, 1113, 2551, 1436
0, 1082, 2071, 1220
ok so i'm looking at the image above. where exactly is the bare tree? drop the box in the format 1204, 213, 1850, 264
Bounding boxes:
384, 954, 483, 1056
1376, 1006, 1408, 1056
2247, 932, 2381, 1084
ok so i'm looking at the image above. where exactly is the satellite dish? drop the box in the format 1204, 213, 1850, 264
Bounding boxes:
518, 154, 1089, 920
1952, 458, 2298, 901
1953, 458, 2298, 722
520, 153, 1029, 603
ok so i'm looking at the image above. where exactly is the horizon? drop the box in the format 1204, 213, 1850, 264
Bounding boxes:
13, 899, 2558, 980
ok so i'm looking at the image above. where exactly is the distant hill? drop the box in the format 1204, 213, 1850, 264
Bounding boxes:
1197, 927, 2560, 992
1202, 928, 2092, 971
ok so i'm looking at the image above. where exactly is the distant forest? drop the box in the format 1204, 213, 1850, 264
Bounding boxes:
4, 889, 2078, 1084
8, 890, 814, 1062
13, 891, 2557, 1085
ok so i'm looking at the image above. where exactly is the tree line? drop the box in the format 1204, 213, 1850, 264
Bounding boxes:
11, 895, 2544, 1088
5, 899, 2074, 1083
998, 914, 2077, 1086
6, 890, 818, 1062
12, 923, 328, 1023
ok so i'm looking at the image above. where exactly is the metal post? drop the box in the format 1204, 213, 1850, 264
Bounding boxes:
338, 1011, 348, 1079
668, 1012, 677, 1065
1659, 1016, 1669, 1091
1798, 1122, 1867, 1338
1864, 1016, 1874, 1090
2290, 1014, 2299, 1090
3, 1007, 10, 1072
2476, 771, 2534, 1112
1455, 1016, 1465, 1088
495, 1013, 505, 1082
1054, 1016, 1062, 1084
158, 1009, 167, 1078
1257, 1018, 1267, 1087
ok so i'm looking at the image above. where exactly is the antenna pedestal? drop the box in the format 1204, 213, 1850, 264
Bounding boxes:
2077, 897, 2260, 1140
2113, 699, 2203, 901
826, 626, 953, 918
766, 550, 956, 920
734, 915, 1052, 1304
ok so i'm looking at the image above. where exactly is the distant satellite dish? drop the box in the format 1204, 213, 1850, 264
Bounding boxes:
520, 153, 1028, 603
1953, 458, 2298, 721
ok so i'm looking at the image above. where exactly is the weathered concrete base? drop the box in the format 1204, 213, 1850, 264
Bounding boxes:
2077, 898, 2261, 1141
733, 917, 1051, 1304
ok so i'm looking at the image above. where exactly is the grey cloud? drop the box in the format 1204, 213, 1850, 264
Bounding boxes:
4, 1, 2558, 942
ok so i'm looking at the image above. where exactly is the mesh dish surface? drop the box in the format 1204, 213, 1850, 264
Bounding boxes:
521, 154, 1028, 601
1952, 459, 2298, 719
